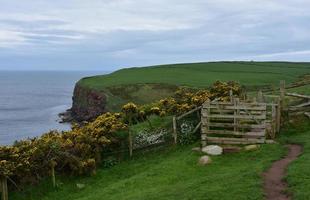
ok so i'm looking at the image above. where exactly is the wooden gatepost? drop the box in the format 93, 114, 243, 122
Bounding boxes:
201, 98, 270, 146
0, 176, 8, 200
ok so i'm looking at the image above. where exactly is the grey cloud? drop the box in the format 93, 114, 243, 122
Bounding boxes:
0, 0, 310, 70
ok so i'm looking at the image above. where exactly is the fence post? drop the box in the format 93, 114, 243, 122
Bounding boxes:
128, 131, 133, 157
280, 80, 285, 110
276, 98, 281, 133
257, 90, 264, 103
271, 102, 276, 139
50, 161, 56, 188
233, 98, 240, 132
279, 80, 286, 127
172, 116, 177, 144
229, 90, 233, 103
0, 176, 8, 200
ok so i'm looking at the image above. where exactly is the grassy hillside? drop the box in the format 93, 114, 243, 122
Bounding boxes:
10, 120, 310, 200
75, 61, 310, 112
11, 142, 285, 200
80, 62, 310, 89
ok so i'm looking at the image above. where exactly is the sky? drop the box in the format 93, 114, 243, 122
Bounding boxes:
0, 0, 310, 71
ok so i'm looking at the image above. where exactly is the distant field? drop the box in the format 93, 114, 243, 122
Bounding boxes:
79, 62, 310, 89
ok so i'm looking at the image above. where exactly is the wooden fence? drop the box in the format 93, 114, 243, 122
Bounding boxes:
200, 97, 279, 146
286, 92, 310, 119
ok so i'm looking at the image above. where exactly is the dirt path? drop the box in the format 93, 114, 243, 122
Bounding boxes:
263, 144, 303, 200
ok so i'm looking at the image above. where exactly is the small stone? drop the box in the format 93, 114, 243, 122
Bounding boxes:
76, 183, 86, 189
198, 155, 212, 165
265, 140, 276, 144
192, 147, 201, 152
201, 145, 223, 155
244, 144, 260, 151
223, 146, 242, 154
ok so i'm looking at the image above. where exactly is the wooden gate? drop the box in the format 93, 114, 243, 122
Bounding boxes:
201, 98, 267, 146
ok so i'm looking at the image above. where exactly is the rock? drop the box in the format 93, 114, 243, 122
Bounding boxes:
223, 146, 242, 154
201, 145, 223, 155
192, 147, 201, 152
76, 183, 86, 189
244, 144, 260, 151
198, 155, 212, 165
58, 109, 74, 123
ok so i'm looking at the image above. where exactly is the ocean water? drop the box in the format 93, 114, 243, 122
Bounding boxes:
0, 71, 102, 145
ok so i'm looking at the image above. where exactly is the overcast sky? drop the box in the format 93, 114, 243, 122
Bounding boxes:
0, 0, 310, 71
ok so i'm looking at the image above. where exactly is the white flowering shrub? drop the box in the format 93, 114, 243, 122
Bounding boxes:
133, 128, 168, 149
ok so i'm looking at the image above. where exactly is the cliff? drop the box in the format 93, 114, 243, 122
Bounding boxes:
70, 84, 107, 121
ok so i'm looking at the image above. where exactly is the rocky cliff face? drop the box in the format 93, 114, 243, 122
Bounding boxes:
71, 84, 107, 122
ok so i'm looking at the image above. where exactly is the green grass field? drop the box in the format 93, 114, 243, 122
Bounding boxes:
80, 62, 310, 89
11, 143, 285, 200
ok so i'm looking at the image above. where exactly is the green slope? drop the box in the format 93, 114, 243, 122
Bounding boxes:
79, 62, 310, 89
75, 61, 310, 112
11, 120, 310, 200
11, 143, 285, 200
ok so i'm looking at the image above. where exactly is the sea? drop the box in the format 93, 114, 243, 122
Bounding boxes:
0, 71, 103, 145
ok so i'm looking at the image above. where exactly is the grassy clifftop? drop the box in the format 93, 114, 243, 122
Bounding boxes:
79, 61, 310, 89
72, 61, 310, 118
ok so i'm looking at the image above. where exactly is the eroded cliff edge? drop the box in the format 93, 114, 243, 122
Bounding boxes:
70, 83, 107, 122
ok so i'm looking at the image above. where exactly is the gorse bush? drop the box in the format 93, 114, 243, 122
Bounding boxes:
0, 81, 241, 186
0, 112, 127, 184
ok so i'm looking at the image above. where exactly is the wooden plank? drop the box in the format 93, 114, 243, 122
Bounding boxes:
0, 177, 8, 200
271, 103, 276, 139
203, 129, 265, 137
276, 99, 281, 133
292, 101, 310, 108
290, 111, 309, 116
203, 105, 267, 111
288, 106, 310, 112
205, 137, 265, 144
304, 112, 310, 119
257, 90, 264, 103
205, 114, 266, 120
286, 92, 310, 99
206, 122, 266, 129
177, 106, 202, 120
280, 80, 286, 114
192, 122, 202, 133
201, 102, 209, 147
203, 102, 268, 106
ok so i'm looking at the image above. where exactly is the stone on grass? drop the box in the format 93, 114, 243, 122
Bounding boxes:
244, 144, 260, 151
198, 155, 212, 165
192, 147, 201, 152
201, 145, 223, 155
76, 183, 86, 189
